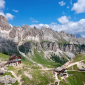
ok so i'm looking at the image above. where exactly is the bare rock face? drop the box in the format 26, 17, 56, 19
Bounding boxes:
21, 25, 40, 39
0, 15, 12, 31
41, 42, 57, 52
21, 25, 32, 39
9, 26, 20, 38
32, 26, 40, 36
40, 27, 58, 42
60, 30, 66, 37
9, 27, 16, 38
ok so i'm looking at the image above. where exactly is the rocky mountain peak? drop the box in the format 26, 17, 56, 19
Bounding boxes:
0, 15, 12, 31
0, 15, 7, 22
21, 25, 31, 30
60, 30, 66, 37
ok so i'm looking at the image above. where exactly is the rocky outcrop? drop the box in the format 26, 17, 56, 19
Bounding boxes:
20, 25, 40, 42
9, 26, 20, 38
41, 42, 58, 52
0, 37, 18, 55
0, 15, 12, 31
40, 27, 59, 42
0, 75, 16, 84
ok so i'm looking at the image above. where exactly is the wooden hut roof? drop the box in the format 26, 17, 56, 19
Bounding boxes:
10, 54, 16, 59
10, 54, 21, 59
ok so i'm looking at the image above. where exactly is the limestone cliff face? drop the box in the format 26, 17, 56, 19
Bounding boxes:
40, 42, 57, 52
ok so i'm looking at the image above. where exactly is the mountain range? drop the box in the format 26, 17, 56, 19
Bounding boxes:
0, 15, 85, 61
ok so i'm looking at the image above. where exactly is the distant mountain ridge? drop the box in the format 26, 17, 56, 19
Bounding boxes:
75, 34, 83, 38
70, 33, 83, 38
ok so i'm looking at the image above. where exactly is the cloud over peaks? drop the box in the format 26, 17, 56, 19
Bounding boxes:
5, 13, 14, 20
30, 16, 85, 34
0, 11, 14, 20
72, 0, 85, 14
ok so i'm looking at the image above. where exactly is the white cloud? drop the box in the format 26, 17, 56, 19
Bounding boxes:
72, 0, 85, 14
12, 9, 18, 13
5, 13, 14, 20
30, 16, 85, 34
58, 16, 69, 24
67, 6, 69, 9
59, 1, 66, 6
0, 11, 14, 20
55, 18, 85, 33
0, 0, 5, 9
30, 24, 50, 29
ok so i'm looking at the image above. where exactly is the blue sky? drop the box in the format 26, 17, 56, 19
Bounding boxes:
0, 0, 85, 37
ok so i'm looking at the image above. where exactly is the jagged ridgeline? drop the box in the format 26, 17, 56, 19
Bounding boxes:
0, 15, 85, 66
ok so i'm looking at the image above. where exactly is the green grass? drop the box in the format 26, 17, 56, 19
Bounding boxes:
3, 72, 14, 77
57, 75, 61, 80
73, 64, 78, 70
67, 71, 85, 85
67, 65, 78, 70
7, 66, 15, 70
67, 75, 77, 85
60, 81, 70, 85
67, 66, 73, 70
32, 49, 61, 68
17, 69, 23, 76
82, 60, 85, 64
60, 71, 85, 85
51, 53, 68, 65
72, 53, 85, 63
0, 53, 10, 60
21, 69, 54, 85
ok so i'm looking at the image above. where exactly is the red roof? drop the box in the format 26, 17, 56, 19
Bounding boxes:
9, 54, 21, 59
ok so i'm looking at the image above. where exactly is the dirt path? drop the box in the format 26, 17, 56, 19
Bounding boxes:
67, 60, 84, 68
8, 71, 22, 85
62, 59, 84, 69
54, 72, 60, 85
